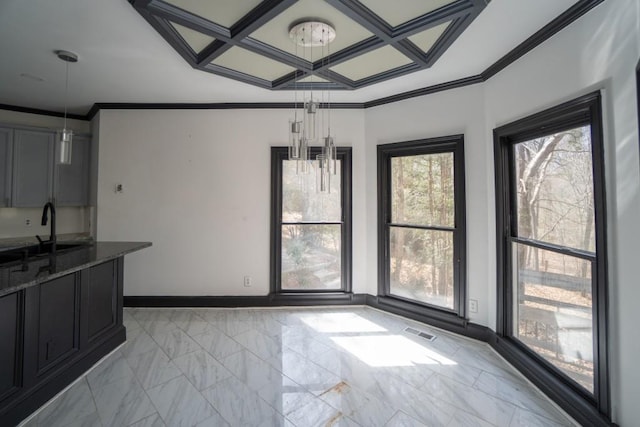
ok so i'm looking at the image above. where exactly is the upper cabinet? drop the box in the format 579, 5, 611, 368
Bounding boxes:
13, 129, 54, 208
0, 128, 13, 207
0, 125, 91, 208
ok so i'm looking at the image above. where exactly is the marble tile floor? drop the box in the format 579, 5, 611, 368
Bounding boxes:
20, 306, 578, 427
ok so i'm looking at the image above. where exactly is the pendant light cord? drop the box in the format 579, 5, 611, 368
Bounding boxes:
327, 32, 331, 137
294, 41, 298, 121
63, 60, 69, 130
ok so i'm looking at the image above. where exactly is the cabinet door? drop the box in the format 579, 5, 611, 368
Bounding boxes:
37, 274, 79, 374
0, 128, 13, 207
55, 135, 90, 206
87, 260, 117, 342
13, 129, 54, 207
0, 292, 23, 403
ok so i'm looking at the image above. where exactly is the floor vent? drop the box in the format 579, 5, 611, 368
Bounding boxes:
404, 327, 436, 341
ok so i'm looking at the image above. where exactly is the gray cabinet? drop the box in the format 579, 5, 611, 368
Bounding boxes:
12, 129, 54, 208
0, 128, 13, 207
0, 125, 92, 208
55, 135, 90, 206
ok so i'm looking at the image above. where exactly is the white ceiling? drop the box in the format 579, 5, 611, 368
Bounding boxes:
0, 0, 578, 116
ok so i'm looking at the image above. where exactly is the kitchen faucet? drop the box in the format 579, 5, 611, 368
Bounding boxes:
36, 202, 56, 251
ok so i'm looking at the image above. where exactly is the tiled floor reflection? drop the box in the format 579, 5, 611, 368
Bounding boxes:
22, 307, 577, 426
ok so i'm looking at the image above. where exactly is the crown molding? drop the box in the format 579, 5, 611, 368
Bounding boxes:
0, 103, 87, 122
0, 0, 606, 121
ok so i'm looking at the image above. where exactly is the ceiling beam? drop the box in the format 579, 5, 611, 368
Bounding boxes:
238, 38, 311, 70
312, 36, 383, 73
391, 0, 476, 39
200, 63, 273, 89
197, 40, 232, 67
196, 0, 298, 67
423, 15, 470, 67
131, 9, 199, 67
272, 70, 307, 89
230, 0, 297, 40
146, 0, 230, 39
353, 63, 421, 89
324, 0, 426, 66
272, 70, 351, 91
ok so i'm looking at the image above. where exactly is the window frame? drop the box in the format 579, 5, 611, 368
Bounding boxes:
377, 135, 467, 322
493, 91, 611, 423
270, 146, 352, 295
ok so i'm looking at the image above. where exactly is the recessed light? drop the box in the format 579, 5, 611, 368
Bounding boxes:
20, 73, 45, 82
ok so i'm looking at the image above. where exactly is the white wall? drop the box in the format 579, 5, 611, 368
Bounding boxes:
484, 1, 639, 424
364, 84, 492, 327
93, 0, 638, 421
0, 109, 93, 240
96, 108, 366, 296
362, 1, 639, 422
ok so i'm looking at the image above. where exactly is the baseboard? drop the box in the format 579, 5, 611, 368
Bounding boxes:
124, 293, 367, 307
124, 293, 486, 338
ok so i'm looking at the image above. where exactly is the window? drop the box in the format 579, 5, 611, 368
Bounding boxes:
494, 92, 610, 422
271, 147, 352, 293
378, 136, 466, 319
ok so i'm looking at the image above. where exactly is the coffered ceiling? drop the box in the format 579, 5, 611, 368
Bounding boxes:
130, 0, 487, 90
0, 0, 584, 115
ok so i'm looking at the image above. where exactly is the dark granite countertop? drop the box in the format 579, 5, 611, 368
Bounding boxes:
0, 241, 151, 297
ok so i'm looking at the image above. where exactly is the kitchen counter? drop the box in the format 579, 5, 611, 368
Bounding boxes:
0, 240, 151, 425
0, 241, 151, 297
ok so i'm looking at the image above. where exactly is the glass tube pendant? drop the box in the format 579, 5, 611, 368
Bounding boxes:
322, 135, 337, 175
56, 50, 78, 165
316, 154, 330, 193
59, 128, 73, 165
304, 99, 318, 143
289, 120, 302, 159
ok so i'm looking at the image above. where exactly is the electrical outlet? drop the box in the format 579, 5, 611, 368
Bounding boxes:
243, 276, 252, 287
25, 219, 31, 226
469, 299, 478, 313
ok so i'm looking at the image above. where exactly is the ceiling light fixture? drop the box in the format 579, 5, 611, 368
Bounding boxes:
55, 49, 78, 165
288, 20, 337, 193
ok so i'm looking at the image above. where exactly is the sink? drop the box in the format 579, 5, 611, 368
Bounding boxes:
0, 242, 91, 266
0, 252, 25, 265
34, 242, 89, 255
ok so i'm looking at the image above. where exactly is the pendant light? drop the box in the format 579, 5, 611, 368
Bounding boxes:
288, 20, 337, 193
56, 50, 78, 165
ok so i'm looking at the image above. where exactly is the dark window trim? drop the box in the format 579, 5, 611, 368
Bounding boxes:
377, 135, 467, 324
270, 146, 352, 296
493, 91, 611, 424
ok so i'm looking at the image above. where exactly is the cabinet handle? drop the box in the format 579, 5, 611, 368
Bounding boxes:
45, 341, 50, 360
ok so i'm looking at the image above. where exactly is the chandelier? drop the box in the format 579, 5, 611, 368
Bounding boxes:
288, 20, 337, 193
